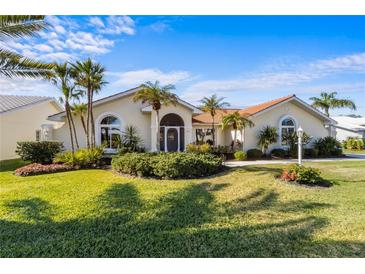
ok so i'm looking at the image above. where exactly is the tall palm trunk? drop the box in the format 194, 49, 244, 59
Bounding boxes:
90, 91, 96, 148
156, 109, 160, 152
86, 88, 91, 148
325, 107, 329, 117
80, 115, 87, 135
70, 112, 79, 149
233, 126, 237, 150
65, 103, 75, 153
212, 114, 215, 146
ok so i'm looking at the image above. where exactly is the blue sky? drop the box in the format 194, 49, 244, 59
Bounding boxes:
1, 15, 364, 116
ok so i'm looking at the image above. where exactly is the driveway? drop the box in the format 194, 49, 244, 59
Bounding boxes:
224, 153, 365, 167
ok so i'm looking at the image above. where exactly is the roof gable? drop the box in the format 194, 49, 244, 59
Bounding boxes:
0, 95, 62, 114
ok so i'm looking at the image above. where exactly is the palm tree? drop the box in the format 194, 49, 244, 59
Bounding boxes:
133, 81, 178, 152
257, 126, 278, 155
72, 103, 87, 136
0, 15, 54, 78
49, 63, 79, 152
71, 58, 107, 148
309, 92, 356, 117
200, 94, 230, 146
222, 111, 254, 150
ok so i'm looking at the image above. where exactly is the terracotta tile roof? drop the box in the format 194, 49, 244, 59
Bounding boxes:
192, 94, 295, 125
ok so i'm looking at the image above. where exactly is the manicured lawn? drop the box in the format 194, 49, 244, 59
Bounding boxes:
0, 159, 364, 257
344, 149, 365, 155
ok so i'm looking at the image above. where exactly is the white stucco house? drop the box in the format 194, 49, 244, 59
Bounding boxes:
331, 116, 365, 141
0, 95, 63, 160
45, 87, 336, 153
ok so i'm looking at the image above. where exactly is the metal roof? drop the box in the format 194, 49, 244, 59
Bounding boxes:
0, 95, 56, 114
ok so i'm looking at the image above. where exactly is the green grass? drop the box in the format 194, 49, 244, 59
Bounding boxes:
0, 159, 364, 257
344, 149, 365, 155
0, 158, 29, 172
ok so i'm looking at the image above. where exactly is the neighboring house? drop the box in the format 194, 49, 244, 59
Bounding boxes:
331, 116, 365, 141
0, 95, 63, 160
47, 88, 336, 153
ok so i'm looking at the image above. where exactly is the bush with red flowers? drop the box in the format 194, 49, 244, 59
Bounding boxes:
280, 164, 330, 186
14, 163, 74, 176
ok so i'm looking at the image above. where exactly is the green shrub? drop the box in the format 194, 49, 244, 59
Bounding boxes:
304, 148, 319, 158
112, 152, 222, 179
54, 147, 104, 168
281, 164, 323, 185
314, 137, 342, 157
343, 137, 364, 150
16, 141, 63, 164
186, 143, 211, 153
111, 153, 154, 177
234, 151, 247, 161
246, 148, 263, 159
270, 148, 288, 158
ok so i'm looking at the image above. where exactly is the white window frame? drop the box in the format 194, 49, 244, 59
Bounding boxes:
95, 112, 123, 153
278, 115, 297, 147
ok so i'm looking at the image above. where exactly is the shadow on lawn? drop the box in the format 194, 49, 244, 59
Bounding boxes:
0, 182, 364, 257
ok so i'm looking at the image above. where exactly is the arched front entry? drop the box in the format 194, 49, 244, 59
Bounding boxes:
160, 113, 185, 152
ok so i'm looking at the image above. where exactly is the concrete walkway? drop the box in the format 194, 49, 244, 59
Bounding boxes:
224, 153, 365, 167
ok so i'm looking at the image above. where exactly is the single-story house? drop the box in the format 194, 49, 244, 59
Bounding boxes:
0, 95, 63, 160
46, 87, 336, 153
331, 116, 365, 141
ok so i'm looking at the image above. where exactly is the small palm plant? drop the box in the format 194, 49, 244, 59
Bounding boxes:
257, 126, 278, 155
72, 102, 87, 135
200, 94, 230, 146
309, 92, 356, 116
0, 15, 54, 78
133, 81, 178, 152
121, 125, 143, 152
222, 111, 254, 150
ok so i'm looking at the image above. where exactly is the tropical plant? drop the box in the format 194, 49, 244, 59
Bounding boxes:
133, 80, 178, 152
72, 103, 87, 135
120, 125, 143, 152
309, 92, 356, 116
49, 63, 80, 152
257, 126, 278, 155
0, 15, 54, 78
221, 111, 254, 150
200, 94, 230, 146
71, 58, 107, 148
314, 136, 342, 156
282, 131, 311, 157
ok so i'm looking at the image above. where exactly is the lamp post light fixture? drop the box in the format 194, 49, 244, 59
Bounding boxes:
297, 126, 303, 166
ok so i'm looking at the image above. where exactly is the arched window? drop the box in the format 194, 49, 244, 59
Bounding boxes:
100, 115, 121, 150
280, 117, 296, 145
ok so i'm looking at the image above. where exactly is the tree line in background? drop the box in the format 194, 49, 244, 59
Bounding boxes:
0, 15, 358, 154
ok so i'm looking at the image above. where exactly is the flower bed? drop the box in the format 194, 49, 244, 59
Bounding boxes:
14, 163, 74, 176
280, 164, 331, 187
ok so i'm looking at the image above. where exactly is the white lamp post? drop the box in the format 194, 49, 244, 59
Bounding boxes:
297, 126, 303, 166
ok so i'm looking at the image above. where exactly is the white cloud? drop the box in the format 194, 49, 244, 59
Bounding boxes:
42, 52, 75, 62
90, 16, 136, 35
89, 17, 105, 28
109, 68, 192, 87
54, 25, 66, 34
34, 44, 54, 52
149, 21, 172, 33
65, 31, 114, 54
0, 78, 54, 97
48, 39, 64, 51
182, 52, 365, 102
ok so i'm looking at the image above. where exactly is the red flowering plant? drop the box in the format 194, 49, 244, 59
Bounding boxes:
14, 163, 74, 176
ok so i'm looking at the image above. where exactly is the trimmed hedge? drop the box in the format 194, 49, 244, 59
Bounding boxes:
246, 148, 263, 159
234, 151, 247, 160
112, 152, 223, 179
16, 141, 63, 164
270, 148, 288, 158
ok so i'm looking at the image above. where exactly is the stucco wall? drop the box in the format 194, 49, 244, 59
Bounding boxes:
243, 101, 330, 152
53, 94, 195, 151
0, 101, 61, 160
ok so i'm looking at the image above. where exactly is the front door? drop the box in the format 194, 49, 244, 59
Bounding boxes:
166, 128, 178, 152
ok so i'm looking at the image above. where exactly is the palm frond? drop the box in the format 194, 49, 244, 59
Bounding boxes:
0, 15, 48, 40
0, 49, 54, 78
